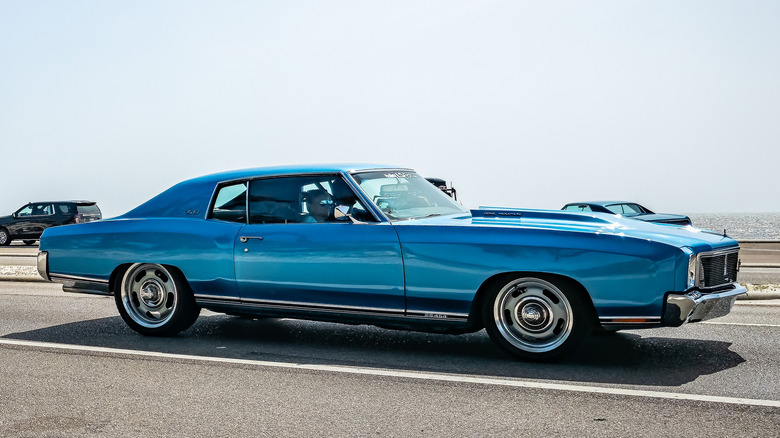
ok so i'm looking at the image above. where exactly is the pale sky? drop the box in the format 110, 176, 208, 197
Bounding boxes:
2, 1, 778, 218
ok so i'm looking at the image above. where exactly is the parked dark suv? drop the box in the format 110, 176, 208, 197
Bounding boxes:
0, 201, 102, 246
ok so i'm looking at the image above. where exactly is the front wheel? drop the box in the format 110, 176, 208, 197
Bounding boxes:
0, 228, 10, 246
482, 276, 591, 361
115, 263, 200, 336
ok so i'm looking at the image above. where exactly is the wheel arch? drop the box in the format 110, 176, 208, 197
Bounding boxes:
0, 226, 11, 245
109, 262, 192, 295
468, 271, 599, 330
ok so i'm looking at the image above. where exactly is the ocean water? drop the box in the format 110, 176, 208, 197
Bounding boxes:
687, 213, 780, 240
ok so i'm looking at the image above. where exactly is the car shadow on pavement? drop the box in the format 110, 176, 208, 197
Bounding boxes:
2, 313, 745, 388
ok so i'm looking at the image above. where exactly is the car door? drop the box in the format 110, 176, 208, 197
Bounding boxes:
10, 203, 53, 238
30, 203, 57, 237
8, 204, 34, 237
234, 175, 406, 313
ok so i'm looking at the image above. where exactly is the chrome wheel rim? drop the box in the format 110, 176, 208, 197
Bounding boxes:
493, 278, 573, 353
121, 264, 178, 328
0, 230, 7, 245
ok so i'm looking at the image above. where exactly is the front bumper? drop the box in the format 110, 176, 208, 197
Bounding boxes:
37, 251, 50, 282
663, 283, 747, 327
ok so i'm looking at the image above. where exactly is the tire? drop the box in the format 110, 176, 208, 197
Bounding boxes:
23, 240, 36, 246
0, 228, 10, 246
482, 276, 592, 361
115, 263, 200, 336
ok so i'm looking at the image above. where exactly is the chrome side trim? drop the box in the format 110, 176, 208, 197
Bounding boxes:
194, 294, 242, 302
238, 297, 405, 314
50, 273, 109, 284
599, 316, 662, 323
406, 311, 470, 320
193, 295, 469, 322
50, 275, 111, 296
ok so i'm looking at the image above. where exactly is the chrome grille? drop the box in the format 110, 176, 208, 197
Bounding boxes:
700, 250, 739, 288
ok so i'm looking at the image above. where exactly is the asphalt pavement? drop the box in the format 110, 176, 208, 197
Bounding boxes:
1, 281, 780, 436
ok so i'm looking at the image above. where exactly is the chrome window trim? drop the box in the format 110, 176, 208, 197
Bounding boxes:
207, 171, 387, 224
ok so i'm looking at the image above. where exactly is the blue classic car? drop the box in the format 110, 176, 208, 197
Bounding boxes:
562, 201, 692, 226
38, 165, 745, 360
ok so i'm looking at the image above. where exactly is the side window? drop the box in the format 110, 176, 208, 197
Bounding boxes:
564, 205, 591, 212
17, 205, 33, 216
249, 177, 307, 224
624, 204, 643, 214
57, 204, 74, 214
605, 204, 623, 214
210, 182, 247, 223
248, 175, 376, 224
31, 204, 52, 216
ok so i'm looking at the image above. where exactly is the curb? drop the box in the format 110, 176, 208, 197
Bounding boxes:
0, 275, 46, 283
739, 285, 780, 301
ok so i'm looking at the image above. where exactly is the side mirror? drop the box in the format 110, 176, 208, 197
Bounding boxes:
334, 205, 364, 224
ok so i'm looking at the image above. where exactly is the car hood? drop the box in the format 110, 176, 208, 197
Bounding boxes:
407, 208, 736, 253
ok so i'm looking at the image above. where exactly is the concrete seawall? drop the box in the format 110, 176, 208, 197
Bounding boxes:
4, 241, 779, 267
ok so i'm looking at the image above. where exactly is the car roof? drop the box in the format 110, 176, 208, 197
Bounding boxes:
185, 163, 411, 185
26, 201, 97, 205
118, 164, 412, 219
564, 201, 641, 207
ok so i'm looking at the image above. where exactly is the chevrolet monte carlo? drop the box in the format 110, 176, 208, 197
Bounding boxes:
38, 165, 746, 360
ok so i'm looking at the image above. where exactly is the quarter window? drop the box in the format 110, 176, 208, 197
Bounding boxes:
210, 182, 248, 223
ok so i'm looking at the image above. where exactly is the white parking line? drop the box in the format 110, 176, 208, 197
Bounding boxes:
702, 321, 780, 328
2, 338, 779, 408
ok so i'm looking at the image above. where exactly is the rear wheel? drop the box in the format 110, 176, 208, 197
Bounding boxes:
115, 263, 200, 336
483, 276, 591, 361
0, 228, 10, 246
23, 240, 36, 246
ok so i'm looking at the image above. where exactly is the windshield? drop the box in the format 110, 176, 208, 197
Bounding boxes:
352, 171, 467, 221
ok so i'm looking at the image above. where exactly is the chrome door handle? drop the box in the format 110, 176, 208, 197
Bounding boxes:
239, 236, 264, 243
